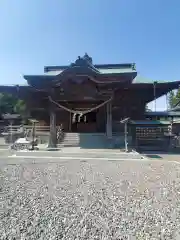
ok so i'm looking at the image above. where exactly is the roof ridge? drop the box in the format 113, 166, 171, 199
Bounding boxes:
44, 63, 135, 72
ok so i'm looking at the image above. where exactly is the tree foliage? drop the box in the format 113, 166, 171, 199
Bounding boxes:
0, 93, 16, 114
168, 89, 180, 109
0, 93, 27, 117
13, 99, 27, 116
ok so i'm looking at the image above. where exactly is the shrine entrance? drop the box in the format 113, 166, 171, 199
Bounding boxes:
71, 111, 97, 133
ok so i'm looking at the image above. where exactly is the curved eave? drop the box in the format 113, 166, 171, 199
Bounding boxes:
101, 71, 137, 82
133, 75, 180, 86
23, 75, 54, 88
24, 75, 54, 81
131, 80, 180, 89
132, 81, 180, 104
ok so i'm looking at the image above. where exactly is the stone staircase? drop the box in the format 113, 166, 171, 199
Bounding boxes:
58, 132, 80, 147
58, 132, 107, 149
37, 132, 131, 149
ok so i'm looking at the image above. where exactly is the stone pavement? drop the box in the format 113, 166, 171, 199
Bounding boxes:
1, 156, 180, 239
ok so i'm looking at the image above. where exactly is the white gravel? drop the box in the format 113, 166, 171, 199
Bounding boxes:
1, 159, 180, 239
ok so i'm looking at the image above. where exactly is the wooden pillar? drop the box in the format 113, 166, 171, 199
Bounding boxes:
48, 101, 57, 149
96, 106, 106, 133
69, 112, 72, 132
106, 101, 112, 144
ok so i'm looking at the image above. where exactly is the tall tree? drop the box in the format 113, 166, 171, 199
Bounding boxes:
0, 93, 27, 120
0, 93, 17, 114
168, 89, 180, 109
168, 91, 175, 109
13, 99, 27, 123
175, 89, 180, 106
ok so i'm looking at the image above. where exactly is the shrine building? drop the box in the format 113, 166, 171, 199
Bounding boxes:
0, 53, 180, 149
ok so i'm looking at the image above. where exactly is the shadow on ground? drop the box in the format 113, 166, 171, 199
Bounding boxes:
140, 150, 180, 160
144, 154, 162, 159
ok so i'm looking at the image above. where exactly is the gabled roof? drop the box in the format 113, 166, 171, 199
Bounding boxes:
24, 54, 137, 86
44, 68, 136, 76
22, 54, 180, 91
44, 63, 136, 75
24, 72, 137, 86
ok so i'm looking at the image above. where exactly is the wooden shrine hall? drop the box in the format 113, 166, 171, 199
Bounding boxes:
0, 53, 180, 149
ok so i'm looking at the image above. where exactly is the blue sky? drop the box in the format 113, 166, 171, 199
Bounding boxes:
0, 0, 180, 110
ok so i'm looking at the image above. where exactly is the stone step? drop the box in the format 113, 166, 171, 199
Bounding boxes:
59, 133, 107, 148
0, 144, 9, 149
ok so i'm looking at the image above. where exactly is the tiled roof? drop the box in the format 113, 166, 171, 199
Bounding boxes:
133, 76, 167, 84
44, 68, 135, 75
170, 106, 180, 112
145, 111, 180, 116
130, 120, 171, 125
98, 68, 135, 74
44, 63, 136, 75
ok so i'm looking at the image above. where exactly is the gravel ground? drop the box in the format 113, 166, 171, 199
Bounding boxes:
1, 159, 180, 239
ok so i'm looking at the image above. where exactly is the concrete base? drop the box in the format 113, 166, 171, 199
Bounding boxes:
13, 147, 144, 160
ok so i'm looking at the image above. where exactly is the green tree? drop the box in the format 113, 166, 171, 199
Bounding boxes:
168, 89, 180, 109
14, 99, 28, 124
0, 93, 17, 114
13, 99, 26, 115
175, 89, 180, 106
0, 93, 27, 121
14, 99, 27, 115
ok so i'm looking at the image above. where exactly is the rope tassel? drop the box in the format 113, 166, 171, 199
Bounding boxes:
72, 113, 77, 123
78, 113, 83, 122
